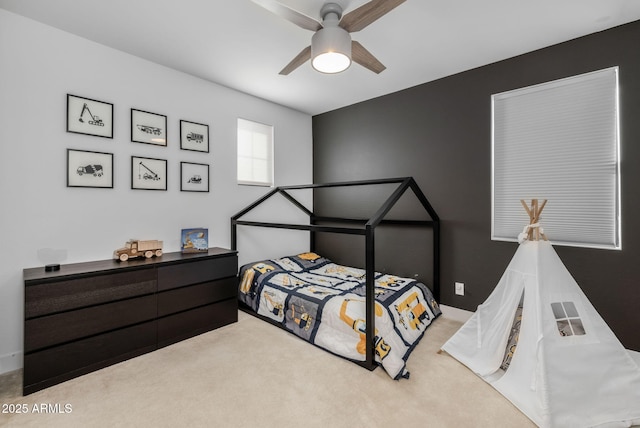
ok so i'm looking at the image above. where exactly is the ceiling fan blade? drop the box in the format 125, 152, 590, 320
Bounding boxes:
279, 46, 312, 75
351, 41, 386, 74
252, 0, 322, 32
340, 0, 406, 33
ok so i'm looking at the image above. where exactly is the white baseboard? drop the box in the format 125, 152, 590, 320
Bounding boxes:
440, 304, 473, 323
0, 351, 22, 376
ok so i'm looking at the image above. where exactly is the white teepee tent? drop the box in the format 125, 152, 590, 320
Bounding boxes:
442, 200, 640, 428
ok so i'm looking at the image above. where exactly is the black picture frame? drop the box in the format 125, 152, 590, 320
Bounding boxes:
180, 120, 209, 152
131, 156, 167, 190
66, 94, 113, 139
67, 149, 114, 188
180, 162, 210, 192
131, 109, 167, 146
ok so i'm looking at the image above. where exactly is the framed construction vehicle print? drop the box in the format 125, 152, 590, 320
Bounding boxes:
67, 149, 113, 188
66, 94, 114, 138
131, 109, 167, 146
131, 156, 167, 190
180, 120, 209, 152
180, 162, 209, 192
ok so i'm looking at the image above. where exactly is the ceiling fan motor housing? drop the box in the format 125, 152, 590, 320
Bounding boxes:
311, 3, 352, 73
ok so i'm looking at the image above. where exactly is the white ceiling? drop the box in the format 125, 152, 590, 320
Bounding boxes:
2, 0, 640, 115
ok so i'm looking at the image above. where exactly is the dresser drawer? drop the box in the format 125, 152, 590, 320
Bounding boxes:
25, 294, 157, 352
157, 255, 237, 291
25, 268, 156, 319
157, 299, 238, 347
24, 321, 156, 395
157, 277, 236, 317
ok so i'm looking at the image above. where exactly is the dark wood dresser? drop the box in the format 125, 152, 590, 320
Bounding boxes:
23, 247, 237, 395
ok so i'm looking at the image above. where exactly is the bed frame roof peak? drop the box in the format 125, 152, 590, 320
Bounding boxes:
231, 176, 439, 226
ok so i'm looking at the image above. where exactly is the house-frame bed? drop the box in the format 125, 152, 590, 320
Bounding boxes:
231, 177, 440, 375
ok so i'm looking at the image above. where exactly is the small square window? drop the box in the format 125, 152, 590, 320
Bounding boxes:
237, 118, 274, 187
551, 301, 586, 336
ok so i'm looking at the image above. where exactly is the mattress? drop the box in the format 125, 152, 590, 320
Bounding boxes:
238, 252, 441, 379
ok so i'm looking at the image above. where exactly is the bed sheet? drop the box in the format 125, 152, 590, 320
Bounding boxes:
238, 252, 441, 379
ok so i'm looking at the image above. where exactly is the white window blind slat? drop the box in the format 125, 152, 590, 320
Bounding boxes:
492, 67, 620, 250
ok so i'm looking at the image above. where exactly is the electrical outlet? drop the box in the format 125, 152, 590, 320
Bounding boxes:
455, 282, 465, 296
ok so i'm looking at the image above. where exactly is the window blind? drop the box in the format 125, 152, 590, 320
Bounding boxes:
492, 67, 620, 249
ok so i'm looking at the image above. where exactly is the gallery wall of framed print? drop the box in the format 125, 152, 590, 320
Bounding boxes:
67, 149, 114, 188
180, 162, 209, 192
131, 156, 167, 190
66, 94, 113, 138
180, 120, 209, 152
131, 109, 167, 146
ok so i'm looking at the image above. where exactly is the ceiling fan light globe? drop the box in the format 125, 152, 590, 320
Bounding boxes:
312, 52, 351, 74
311, 25, 352, 74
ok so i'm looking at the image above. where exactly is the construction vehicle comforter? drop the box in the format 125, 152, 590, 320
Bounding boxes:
238, 252, 441, 379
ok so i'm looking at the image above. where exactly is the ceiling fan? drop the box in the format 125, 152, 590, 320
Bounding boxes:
252, 0, 407, 75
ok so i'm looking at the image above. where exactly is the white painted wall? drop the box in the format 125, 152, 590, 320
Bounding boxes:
0, 10, 313, 374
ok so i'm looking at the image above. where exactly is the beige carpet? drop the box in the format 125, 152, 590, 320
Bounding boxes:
0, 312, 534, 428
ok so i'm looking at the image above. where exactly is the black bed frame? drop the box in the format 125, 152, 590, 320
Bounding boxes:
231, 177, 440, 371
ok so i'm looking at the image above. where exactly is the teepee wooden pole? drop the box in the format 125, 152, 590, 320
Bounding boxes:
532, 200, 539, 240
538, 199, 547, 216
520, 199, 532, 218
520, 199, 549, 241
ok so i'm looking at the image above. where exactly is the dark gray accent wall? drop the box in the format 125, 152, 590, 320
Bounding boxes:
312, 20, 640, 350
